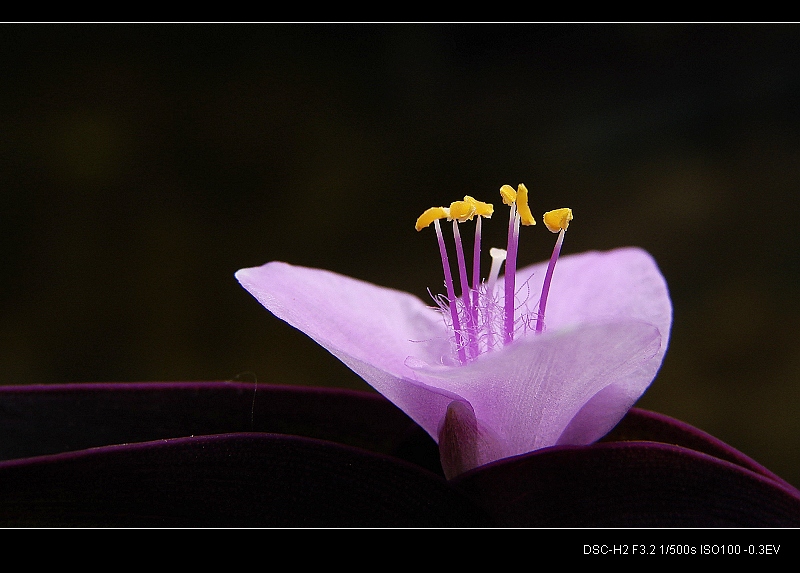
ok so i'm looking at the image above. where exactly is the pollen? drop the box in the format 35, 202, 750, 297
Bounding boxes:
515, 183, 536, 226
448, 200, 476, 222
415, 206, 450, 231
499, 184, 516, 206
464, 195, 494, 218
543, 208, 573, 233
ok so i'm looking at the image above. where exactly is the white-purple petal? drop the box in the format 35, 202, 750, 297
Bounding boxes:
235, 263, 459, 436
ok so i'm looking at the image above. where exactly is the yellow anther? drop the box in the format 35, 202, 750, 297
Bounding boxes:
515, 183, 536, 226
464, 195, 493, 218
499, 184, 517, 206
415, 206, 450, 231
543, 208, 573, 233
500, 183, 536, 225
448, 200, 476, 223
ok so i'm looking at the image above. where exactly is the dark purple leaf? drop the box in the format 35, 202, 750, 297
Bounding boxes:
454, 441, 800, 526
0, 432, 490, 527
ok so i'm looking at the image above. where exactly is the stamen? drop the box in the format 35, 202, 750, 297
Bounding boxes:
447, 201, 474, 305
448, 197, 492, 359
500, 184, 537, 344
464, 195, 494, 219
515, 183, 536, 227
465, 197, 493, 353
433, 219, 467, 363
471, 216, 482, 321
543, 208, 573, 233
451, 219, 473, 355
415, 206, 450, 232
499, 184, 517, 206
448, 199, 476, 223
536, 208, 573, 333
416, 206, 466, 362
450, 220, 470, 301
465, 197, 493, 357
504, 201, 519, 343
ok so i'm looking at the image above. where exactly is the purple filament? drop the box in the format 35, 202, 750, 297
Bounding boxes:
535, 228, 565, 333
434, 219, 467, 363
503, 205, 520, 344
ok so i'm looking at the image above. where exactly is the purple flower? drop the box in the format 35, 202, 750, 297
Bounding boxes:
236, 186, 672, 478
3, 189, 799, 527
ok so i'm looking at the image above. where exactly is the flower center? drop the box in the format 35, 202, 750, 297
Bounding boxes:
416, 185, 572, 364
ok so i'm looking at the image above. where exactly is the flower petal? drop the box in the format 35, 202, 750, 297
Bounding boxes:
236, 262, 464, 438
236, 247, 672, 475
415, 320, 662, 463
512, 246, 672, 340
236, 262, 446, 376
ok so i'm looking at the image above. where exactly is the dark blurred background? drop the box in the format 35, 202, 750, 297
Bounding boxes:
2, 24, 800, 487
